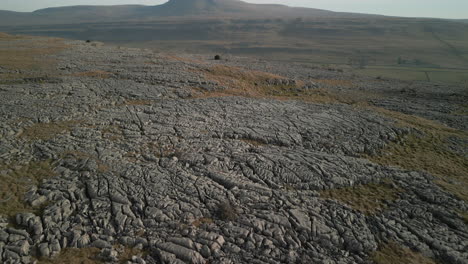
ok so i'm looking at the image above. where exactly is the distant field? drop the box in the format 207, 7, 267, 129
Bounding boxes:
356, 66, 468, 83
2, 16, 468, 84
3, 17, 468, 63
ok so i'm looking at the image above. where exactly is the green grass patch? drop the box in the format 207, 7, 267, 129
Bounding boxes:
320, 180, 402, 214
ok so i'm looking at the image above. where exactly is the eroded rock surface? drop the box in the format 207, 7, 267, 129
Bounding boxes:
0, 38, 467, 264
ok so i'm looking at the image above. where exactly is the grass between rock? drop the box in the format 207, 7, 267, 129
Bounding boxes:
124, 99, 153, 106
60, 151, 111, 173
37, 248, 102, 264
19, 120, 82, 141
365, 106, 468, 201
114, 245, 148, 264
240, 138, 266, 146
192, 65, 350, 104
320, 180, 402, 214
216, 201, 238, 221
313, 79, 354, 87
194, 65, 384, 106
37, 245, 147, 264
71, 70, 112, 78
192, 217, 214, 228
101, 124, 124, 141
366, 106, 468, 221
371, 241, 437, 264
368, 132, 468, 201
0, 160, 56, 219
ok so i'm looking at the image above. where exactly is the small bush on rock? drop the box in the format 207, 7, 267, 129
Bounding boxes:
216, 201, 237, 221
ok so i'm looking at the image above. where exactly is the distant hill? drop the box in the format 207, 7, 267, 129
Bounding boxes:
1, 0, 467, 69
0, 0, 371, 25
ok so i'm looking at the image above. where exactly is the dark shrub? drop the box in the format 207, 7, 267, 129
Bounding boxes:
216, 201, 237, 221
214, 55, 221, 60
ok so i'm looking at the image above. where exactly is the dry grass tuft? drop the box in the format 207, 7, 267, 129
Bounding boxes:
61, 151, 111, 173
71, 70, 112, 79
371, 241, 437, 264
192, 217, 214, 228
38, 247, 102, 264
0, 160, 56, 219
451, 104, 468, 116
320, 180, 402, 214
313, 79, 354, 87
147, 141, 183, 159
101, 125, 124, 141
240, 138, 266, 146
164, 54, 207, 65
459, 211, 468, 225
19, 120, 81, 141
114, 244, 147, 264
124, 99, 153, 106
37, 245, 147, 264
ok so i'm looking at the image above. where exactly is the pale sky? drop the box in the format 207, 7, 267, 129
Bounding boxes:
1, 0, 467, 19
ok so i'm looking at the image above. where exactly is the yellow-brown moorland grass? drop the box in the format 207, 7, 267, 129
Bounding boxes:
0, 160, 56, 219
19, 120, 82, 141
371, 241, 437, 264
320, 180, 402, 214
192, 65, 351, 104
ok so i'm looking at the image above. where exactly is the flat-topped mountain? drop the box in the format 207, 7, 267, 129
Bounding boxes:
150, 0, 334, 17
0, 0, 363, 25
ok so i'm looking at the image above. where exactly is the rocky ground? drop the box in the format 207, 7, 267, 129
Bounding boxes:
0, 35, 467, 264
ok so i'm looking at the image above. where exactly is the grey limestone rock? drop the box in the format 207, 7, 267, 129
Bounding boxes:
0, 37, 466, 264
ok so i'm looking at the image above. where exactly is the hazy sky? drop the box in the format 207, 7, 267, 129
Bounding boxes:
1, 0, 467, 19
